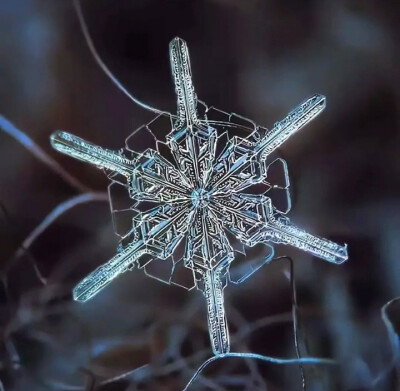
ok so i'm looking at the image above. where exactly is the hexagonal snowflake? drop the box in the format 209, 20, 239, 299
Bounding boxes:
50, 38, 348, 355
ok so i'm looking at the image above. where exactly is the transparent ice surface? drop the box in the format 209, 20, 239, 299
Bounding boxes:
50, 37, 348, 355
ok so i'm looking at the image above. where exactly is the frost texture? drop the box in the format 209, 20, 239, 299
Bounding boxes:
50, 37, 348, 355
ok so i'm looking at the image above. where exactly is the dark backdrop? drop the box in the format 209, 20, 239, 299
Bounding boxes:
1, 1, 400, 390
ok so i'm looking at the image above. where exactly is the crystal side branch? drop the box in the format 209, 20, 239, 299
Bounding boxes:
50, 37, 348, 355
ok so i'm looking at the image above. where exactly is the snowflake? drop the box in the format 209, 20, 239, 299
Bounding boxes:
50, 37, 348, 355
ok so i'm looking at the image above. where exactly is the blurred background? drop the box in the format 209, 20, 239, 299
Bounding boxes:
1, 0, 400, 390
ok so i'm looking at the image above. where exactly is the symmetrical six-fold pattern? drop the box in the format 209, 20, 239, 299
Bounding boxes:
50, 37, 348, 355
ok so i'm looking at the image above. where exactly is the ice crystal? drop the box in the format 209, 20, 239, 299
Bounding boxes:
50, 37, 348, 355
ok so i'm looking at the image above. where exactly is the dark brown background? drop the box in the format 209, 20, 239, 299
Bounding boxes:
1, 1, 400, 390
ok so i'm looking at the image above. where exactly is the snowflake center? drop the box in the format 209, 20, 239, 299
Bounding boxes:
191, 188, 211, 208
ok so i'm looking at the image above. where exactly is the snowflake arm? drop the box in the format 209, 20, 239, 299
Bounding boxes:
73, 201, 191, 302
170, 37, 199, 128
256, 94, 326, 160
73, 240, 144, 302
210, 94, 326, 195
185, 208, 233, 354
51, 131, 133, 177
212, 194, 347, 264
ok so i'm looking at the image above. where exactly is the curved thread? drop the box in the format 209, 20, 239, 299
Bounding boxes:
372, 297, 400, 387
73, 0, 171, 116
182, 352, 337, 391
273, 255, 306, 390
0, 201, 46, 285
15, 192, 108, 258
